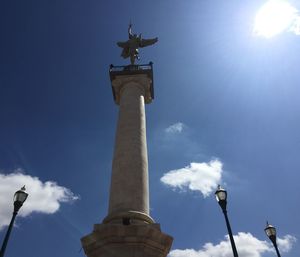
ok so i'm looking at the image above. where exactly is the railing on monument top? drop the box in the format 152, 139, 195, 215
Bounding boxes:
109, 62, 154, 100
109, 62, 153, 73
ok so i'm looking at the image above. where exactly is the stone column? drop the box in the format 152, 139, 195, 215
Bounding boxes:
104, 75, 152, 224
81, 71, 173, 257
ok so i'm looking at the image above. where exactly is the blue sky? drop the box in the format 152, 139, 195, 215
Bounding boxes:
0, 0, 299, 256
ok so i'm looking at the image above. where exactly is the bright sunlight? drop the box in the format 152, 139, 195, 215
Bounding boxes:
254, 0, 299, 38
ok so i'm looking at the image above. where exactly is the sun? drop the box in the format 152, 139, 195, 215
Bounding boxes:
254, 0, 298, 38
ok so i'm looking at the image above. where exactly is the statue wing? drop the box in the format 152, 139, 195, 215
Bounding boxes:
117, 41, 130, 59
139, 37, 158, 48
117, 41, 129, 48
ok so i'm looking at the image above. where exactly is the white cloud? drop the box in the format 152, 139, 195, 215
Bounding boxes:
160, 160, 222, 197
0, 171, 79, 230
165, 122, 185, 134
168, 232, 296, 257
277, 234, 297, 252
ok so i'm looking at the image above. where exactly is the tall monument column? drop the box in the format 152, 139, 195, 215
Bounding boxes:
81, 25, 172, 257
105, 75, 152, 224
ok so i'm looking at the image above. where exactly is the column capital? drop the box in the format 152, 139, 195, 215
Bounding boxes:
111, 74, 153, 104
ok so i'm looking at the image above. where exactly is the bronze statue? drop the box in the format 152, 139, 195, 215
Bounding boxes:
117, 23, 158, 65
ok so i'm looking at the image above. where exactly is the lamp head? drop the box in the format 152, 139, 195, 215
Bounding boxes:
215, 185, 227, 211
265, 221, 277, 244
13, 186, 28, 213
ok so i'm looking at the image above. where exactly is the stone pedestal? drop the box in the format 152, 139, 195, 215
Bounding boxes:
81, 223, 172, 257
81, 66, 173, 257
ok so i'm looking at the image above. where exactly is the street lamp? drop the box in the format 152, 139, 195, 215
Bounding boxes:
265, 222, 281, 257
0, 186, 28, 257
215, 185, 239, 257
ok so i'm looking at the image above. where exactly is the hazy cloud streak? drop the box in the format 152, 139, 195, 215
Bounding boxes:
290, 16, 300, 34
165, 122, 185, 134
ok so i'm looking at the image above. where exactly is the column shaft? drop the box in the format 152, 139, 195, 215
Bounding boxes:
108, 80, 149, 217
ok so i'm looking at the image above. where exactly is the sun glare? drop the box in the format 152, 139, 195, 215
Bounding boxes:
254, 0, 298, 38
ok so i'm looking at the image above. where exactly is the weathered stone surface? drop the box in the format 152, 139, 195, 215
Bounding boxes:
107, 75, 151, 222
81, 223, 173, 257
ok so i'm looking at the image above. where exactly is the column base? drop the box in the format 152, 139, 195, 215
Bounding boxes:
103, 210, 155, 225
81, 223, 173, 257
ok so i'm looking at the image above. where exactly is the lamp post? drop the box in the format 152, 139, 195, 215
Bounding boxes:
215, 185, 239, 257
265, 222, 281, 257
0, 186, 28, 257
